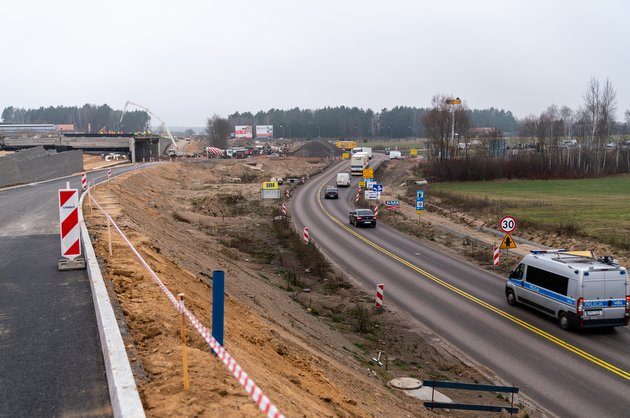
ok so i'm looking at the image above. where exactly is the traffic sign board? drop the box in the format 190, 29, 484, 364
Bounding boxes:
342, 152, 350, 160
372, 184, 383, 192
358, 181, 365, 188
410, 148, 417, 156
363, 168, 374, 179
262, 181, 279, 190
499, 233, 518, 250
499, 215, 517, 233
415, 190, 425, 212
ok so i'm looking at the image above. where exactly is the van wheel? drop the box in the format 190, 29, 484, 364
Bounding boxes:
506, 289, 517, 306
558, 312, 570, 330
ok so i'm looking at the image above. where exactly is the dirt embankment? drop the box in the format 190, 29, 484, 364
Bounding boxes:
85, 156, 522, 417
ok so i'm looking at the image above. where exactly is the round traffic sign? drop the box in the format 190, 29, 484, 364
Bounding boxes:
499, 215, 517, 233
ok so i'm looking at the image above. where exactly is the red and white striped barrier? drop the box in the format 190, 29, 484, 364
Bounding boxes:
59, 187, 81, 259
355, 187, 362, 204
375, 283, 384, 309
81, 172, 87, 191
107, 168, 112, 179
493, 245, 500, 266
285, 189, 290, 199
303, 226, 309, 244
281, 203, 286, 216
373, 204, 379, 219
88, 196, 285, 418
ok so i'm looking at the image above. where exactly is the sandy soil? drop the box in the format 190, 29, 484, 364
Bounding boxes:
84, 156, 526, 417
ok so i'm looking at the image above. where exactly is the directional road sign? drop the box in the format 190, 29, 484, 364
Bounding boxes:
372, 184, 383, 192
416, 190, 425, 212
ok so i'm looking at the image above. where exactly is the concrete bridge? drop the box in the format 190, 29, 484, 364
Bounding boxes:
0, 133, 172, 162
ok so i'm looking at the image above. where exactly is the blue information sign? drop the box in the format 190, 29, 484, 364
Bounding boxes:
372, 184, 383, 192
415, 190, 425, 211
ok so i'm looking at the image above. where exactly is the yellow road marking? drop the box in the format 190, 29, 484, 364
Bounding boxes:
316, 182, 630, 380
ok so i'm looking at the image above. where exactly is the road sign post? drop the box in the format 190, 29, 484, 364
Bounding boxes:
499, 215, 517, 234
416, 190, 425, 214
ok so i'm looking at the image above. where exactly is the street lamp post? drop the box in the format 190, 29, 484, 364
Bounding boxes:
317, 126, 321, 138
279, 124, 285, 139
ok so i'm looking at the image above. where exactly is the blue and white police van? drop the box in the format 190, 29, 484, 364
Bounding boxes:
505, 250, 629, 330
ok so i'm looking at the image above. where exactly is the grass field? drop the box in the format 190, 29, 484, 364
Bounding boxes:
359, 138, 426, 150
432, 174, 630, 249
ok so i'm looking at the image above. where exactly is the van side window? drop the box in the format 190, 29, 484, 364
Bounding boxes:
526, 265, 569, 296
514, 264, 525, 280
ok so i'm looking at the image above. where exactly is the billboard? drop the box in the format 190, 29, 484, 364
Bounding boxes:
235, 125, 253, 139
256, 125, 273, 139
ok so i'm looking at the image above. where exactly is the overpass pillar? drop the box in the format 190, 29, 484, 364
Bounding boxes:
129, 137, 136, 163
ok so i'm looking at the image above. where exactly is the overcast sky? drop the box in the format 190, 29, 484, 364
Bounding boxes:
2, 0, 628, 126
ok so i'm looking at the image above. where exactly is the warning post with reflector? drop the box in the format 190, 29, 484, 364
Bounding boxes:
58, 183, 85, 270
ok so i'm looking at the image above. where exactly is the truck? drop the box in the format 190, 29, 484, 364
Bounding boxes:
351, 146, 372, 159
506, 250, 629, 330
350, 152, 369, 176
335, 140, 358, 151
389, 150, 402, 159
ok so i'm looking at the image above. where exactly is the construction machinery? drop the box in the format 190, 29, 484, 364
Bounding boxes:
118, 101, 178, 152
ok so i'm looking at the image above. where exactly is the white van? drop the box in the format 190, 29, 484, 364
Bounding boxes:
389, 151, 402, 159
336, 172, 351, 187
505, 250, 629, 330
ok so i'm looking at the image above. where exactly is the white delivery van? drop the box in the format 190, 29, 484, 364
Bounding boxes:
506, 250, 629, 330
350, 152, 369, 176
336, 172, 351, 187
389, 150, 402, 159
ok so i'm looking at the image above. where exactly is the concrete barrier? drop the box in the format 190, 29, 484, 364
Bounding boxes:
0, 146, 83, 187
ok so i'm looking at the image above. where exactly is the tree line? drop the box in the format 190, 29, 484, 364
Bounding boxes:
424, 78, 630, 181
1, 104, 150, 132
227, 105, 518, 139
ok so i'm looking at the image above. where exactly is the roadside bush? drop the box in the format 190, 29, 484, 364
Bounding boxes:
349, 304, 374, 333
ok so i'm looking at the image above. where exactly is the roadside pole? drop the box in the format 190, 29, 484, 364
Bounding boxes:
212, 270, 225, 346
178, 293, 190, 391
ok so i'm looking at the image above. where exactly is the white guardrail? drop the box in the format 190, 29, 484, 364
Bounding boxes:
81, 179, 285, 418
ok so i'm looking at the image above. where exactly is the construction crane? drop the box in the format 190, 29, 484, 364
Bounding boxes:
118, 100, 178, 151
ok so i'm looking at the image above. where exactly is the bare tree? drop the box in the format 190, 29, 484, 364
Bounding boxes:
205, 114, 230, 149
583, 78, 617, 172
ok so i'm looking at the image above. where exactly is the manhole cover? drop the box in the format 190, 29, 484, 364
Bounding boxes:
389, 377, 422, 390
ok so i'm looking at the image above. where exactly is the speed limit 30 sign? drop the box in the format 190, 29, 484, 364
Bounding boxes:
499, 215, 517, 233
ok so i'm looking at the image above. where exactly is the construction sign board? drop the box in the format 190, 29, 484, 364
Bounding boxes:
499, 233, 518, 250
262, 181, 279, 190
362, 168, 373, 179
342, 152, 350, 160
410, 148, 417, 156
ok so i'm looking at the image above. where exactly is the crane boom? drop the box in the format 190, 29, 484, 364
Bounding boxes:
119, 100, 178, 151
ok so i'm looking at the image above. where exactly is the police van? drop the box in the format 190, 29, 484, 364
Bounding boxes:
505, 250, 629, 330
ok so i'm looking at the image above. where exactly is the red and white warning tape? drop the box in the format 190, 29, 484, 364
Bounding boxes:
89, 194, 285, 418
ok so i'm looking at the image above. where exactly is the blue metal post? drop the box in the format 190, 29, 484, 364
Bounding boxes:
212, 270, 225, 346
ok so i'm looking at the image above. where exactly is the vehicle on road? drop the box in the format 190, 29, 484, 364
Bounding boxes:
324, 186, 339, 199
336, 172, 351, 187
349, 208, 376, 227
351, 146, 372, 159
389, 150, 402, 159
350, 152, 369, 175
505, 250, 629, 330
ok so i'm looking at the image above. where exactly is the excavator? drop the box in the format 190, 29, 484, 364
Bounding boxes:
118, 101, 178, 152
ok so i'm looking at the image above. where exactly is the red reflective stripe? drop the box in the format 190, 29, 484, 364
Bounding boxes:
60, 208, 78, 238
59, 190, 75, 207
63, 239, 80, 256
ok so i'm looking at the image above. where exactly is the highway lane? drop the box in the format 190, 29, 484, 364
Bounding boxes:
292, 157, 630, 417
0, 164, 151, 417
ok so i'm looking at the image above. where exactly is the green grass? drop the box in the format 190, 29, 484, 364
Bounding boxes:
432, 174, 630, 249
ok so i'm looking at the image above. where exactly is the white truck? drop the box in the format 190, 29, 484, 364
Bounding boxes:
336, 172, 351, 187
350, 152, 369, 176
389, 150, 402, 159
351, 147, 372, 159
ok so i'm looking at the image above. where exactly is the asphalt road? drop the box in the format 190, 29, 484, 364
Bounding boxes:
292, 156, 630, 417
0, 164, 150, 417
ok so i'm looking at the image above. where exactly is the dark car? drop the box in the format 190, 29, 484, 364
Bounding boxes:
349, 208, 376, 227
324, 186, 339, 199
